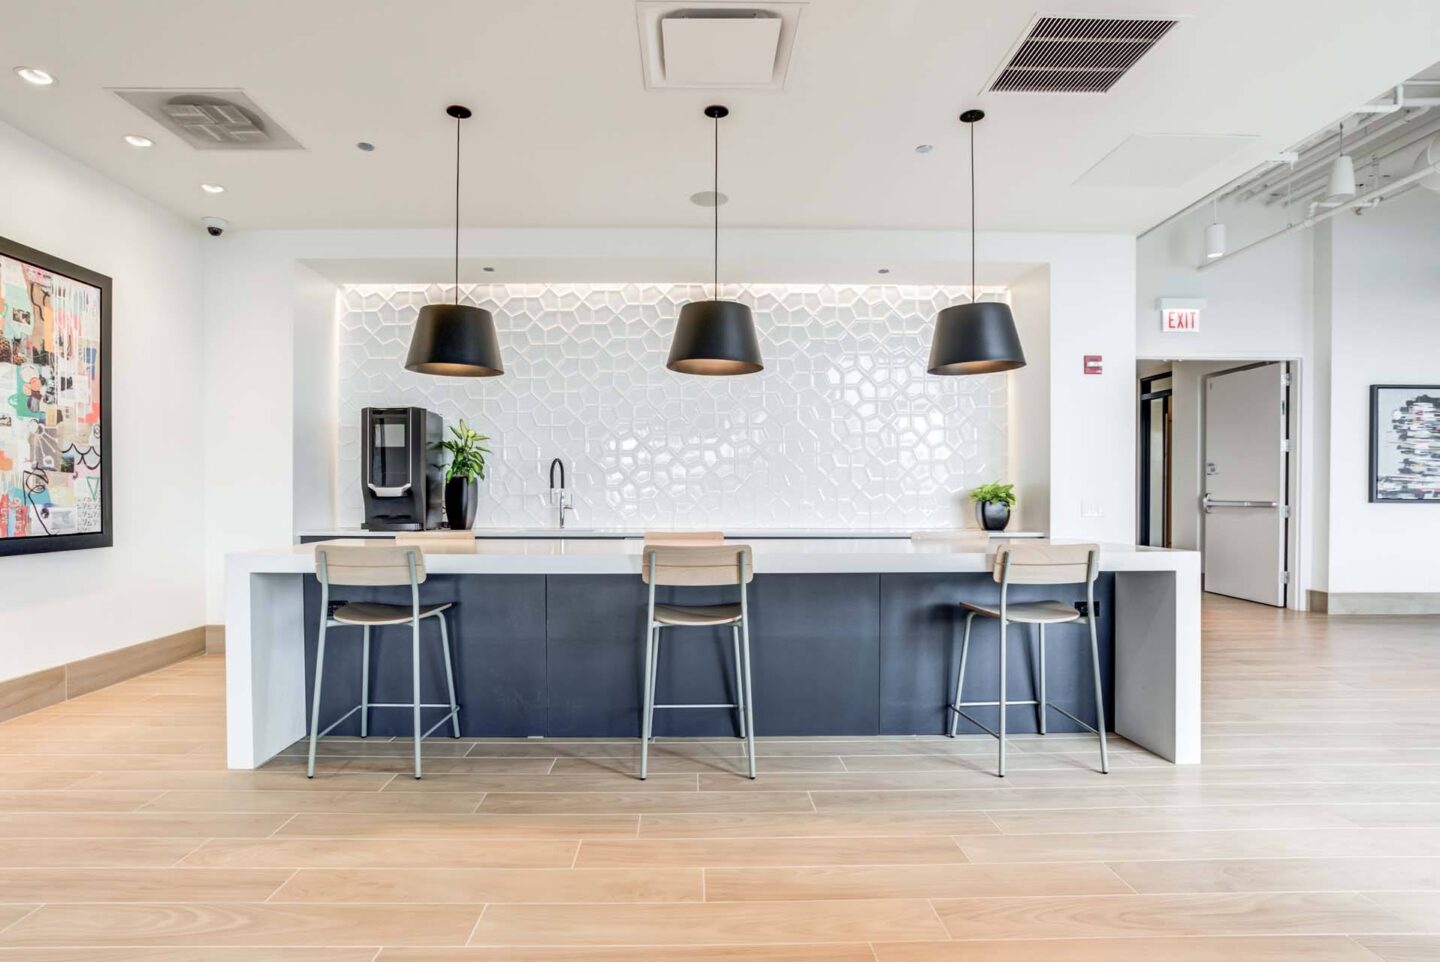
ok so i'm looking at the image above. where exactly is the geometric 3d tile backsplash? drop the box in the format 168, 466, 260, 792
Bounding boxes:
337, 283, 1008, 530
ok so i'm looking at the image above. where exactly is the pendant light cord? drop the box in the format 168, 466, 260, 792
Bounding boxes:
969, 118, 977, 301
454, 113, 461, 305
713, 110, 720, 301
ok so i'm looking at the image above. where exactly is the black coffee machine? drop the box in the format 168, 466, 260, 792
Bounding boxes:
361, 407, 444, 531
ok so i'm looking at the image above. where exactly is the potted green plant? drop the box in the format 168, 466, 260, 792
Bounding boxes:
969, 481, 1016, 532
439, 420, 490, 531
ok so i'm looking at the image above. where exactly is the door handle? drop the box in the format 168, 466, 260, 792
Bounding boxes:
1203, 496, 1278, 513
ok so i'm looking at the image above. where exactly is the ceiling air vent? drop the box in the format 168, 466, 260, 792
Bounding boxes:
112, 89, 302, 150
635, 2, 806, 90
988, 15, 1179, 94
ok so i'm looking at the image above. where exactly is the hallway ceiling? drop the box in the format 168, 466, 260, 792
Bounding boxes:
1, 0, 1437, 234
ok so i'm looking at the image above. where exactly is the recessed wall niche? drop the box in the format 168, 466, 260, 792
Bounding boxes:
336, 282, 1008, 529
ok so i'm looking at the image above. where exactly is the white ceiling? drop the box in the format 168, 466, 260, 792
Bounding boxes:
2, 0, 1438, 234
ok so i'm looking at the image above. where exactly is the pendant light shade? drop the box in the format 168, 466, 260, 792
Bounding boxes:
405, 303, 504, 376
667, 105, 763, 376
405, 105, 504, 377
1324, 153, 1356, 205
668, 300, 763, 375
928, 108, 1025, 376
928, 301, 1026, 375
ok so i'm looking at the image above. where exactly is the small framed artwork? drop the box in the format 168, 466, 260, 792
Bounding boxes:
1370, 384, 1440, 503
0, 234, 112, 556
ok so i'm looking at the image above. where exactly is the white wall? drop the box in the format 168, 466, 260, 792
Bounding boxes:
1325, 191, 1440, 594
292, 265, 338, 534
1008, 267, 1050, 534
0, 119, 205, 680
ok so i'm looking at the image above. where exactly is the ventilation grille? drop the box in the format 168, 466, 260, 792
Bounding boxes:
112, 89, 303, 150
990, 16, 1178, 93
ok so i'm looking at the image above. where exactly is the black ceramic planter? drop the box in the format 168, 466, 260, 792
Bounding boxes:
976, 501, 1011, 532
445, 477, 477, 531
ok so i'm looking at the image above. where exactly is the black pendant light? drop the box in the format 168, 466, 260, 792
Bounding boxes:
667, 105, 763, 376
405, 105, 504, 377
927, 109, 1026, 376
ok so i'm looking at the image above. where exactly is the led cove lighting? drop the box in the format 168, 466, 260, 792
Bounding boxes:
200, 183, 226, 194
15, 67, 54, 86
124, 134, 154, 148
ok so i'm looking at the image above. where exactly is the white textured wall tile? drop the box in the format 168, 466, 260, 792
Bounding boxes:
337, 283, 1007, 529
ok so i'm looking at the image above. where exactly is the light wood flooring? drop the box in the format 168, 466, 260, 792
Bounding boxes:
0, 594, 1438, 960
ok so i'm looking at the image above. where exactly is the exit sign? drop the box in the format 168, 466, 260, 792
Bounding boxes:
1158, 298, 1205, 333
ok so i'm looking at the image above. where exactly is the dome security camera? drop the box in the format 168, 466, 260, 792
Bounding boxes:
202, 216, 229, 237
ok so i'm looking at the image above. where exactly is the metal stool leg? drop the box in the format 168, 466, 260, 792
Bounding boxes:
359, 625, 370, 739
1036, 623, 1047, 736
949, 612, 975, 737
307, 619, 329, 779
640, 623, 656, 780
438, 613, 460, 738
648, 629, 662, 742
411, 615, 423, 780
732, 625, 746, 739
739, 611, 757, 779
1088, 612, 1109, 774
997, 617, 1008, 778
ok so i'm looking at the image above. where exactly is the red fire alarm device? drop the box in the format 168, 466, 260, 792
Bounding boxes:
1083, 355, 1103, 375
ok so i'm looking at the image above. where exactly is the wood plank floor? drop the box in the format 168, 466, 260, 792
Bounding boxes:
1, 594, 1438, 959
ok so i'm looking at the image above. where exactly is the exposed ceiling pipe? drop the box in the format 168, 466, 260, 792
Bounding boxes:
1269, 117, 1440, 208
1243, 109, 1432, 202
1197, 159, 1440, 271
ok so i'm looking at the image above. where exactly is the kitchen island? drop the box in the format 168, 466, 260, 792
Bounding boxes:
225, 538, 1200, 769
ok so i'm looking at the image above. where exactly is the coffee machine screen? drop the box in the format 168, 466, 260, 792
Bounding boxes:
361, 407, 445, 531
367, 411, 412, 494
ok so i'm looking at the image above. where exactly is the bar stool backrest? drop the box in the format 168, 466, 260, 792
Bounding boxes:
316, 544, 427, 587
642, 544, 754, 586
644, 531, 724, 545
993, 542, 1098, 586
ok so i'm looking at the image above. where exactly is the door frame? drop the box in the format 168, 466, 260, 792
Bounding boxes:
1137, 354, 1307, 611
1138, 373, 1173, 547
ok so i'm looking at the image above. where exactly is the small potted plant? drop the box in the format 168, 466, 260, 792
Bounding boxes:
439, 420, 490, 531
969, 481, 1016, 532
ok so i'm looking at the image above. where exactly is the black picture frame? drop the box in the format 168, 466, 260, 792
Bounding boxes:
1369, 384, 1440, 504
0, 234, 113, 556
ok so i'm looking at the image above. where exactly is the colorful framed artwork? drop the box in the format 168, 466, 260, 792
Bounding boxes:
0, 235, 112, 556
1370, 384, 1440, 503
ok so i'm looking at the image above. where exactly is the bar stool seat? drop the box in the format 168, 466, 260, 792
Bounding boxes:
654, 603, 742, 626
333, 601, 452, 626
959, 600, 1079, 624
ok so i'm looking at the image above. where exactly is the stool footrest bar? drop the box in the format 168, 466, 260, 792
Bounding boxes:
654, 703, 741, 710
317, 704, 362, 738
1046, 704, 1101, 735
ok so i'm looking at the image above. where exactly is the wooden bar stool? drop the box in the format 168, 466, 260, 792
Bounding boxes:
309, 543, 460, 779
639, 542, 756, 780
947, 542, 1108, 777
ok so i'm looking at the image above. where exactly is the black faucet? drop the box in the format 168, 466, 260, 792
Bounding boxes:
548, 458, 573, 528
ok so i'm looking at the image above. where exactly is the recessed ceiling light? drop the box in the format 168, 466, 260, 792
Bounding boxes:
689, 190, 728, 207
124, 134, 154, 148
356, 141, 375, 152
15, 67, 54, 86
877, 268, 891, 274
200, 183, 226, 194
914, 144, 934, 154
482, 266, 495, 272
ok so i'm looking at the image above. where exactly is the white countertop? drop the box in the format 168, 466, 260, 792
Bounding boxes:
234, 537, 1197, 576
296, 526, 1047, 540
